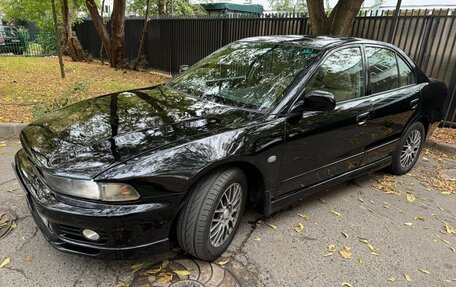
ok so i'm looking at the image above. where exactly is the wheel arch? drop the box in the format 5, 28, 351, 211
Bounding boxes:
168, 159, 267, 244
187, 160, 266, 212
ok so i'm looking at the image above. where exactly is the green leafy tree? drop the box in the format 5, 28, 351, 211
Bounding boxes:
268, 0, 307, 13
2, 0, 55, 31
2, 0, 86, 60
127, 0, 206, 16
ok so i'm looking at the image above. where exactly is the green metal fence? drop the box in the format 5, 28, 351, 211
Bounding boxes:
0, 31, 57, 56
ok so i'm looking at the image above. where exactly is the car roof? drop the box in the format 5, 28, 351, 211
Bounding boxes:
239, 35, 387, 50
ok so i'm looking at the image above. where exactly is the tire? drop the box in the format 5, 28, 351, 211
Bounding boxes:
390, 121, 425, 175
176, 167, 247, 261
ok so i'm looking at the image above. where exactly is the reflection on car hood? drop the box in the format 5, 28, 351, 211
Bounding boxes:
20, 86, 263, 178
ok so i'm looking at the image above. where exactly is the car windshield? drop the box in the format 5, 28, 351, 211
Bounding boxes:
166, 41, 320, 111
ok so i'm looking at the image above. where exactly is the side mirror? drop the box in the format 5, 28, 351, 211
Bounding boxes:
179, 64, 189, 74
290, 90, 336, 113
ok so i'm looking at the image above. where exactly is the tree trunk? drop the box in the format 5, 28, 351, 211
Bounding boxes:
86, 0, 112, 63
61, 0, 85, 61
306, 0, 364, 36
51, 0, 65, 78
158, 0, 165, 15
110, 0, 126, 68
133, 0, 150, 70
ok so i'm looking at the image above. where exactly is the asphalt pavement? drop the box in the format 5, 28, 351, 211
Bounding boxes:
0, 138, 455, 287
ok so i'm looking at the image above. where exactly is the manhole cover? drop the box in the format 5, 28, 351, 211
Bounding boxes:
131, 258, 240, 287
0, 209, 17, 239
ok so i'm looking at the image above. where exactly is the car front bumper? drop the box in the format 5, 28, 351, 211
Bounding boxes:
13, 149, 184, 259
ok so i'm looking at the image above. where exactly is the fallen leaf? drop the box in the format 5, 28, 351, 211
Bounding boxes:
341, 283, 353, 287
324, 253, 334, 257
0, 143, 6, 148
450, 247, 455, 253
297, 213, 308, 220
266, 223, 277, 230
147, 275, 156, 282
404, 274, 412, 281
341, 232, 349, 238
344, 246, 351, 251
142, 268, 161, 275
131, 263, 145, 272
25, 256, 32, 262
174, 270, 191, 276
0, 258, 10, 268
117, 283, 129, 287
339, 250, 352, 259
404, 222, 414, 226
255, 237, 261, 241
319, 198, 326, 204
419, 269, 430, 274
406, 194, 416, 202
217, 259, 230, 266
358, 197, 364, 202
330, 210, 342, 216
387, 277, 396, 282
359, 238, 369, 244
444, 224, 455, 235
156, 272, 173, 285
160, 260, 169, 270
294, 223, 304, 233
386, 227, 392, 233
414, 216, 425, 221
367, 243, 375, 252
359, 258, 364, 264
328, 244, 336, 252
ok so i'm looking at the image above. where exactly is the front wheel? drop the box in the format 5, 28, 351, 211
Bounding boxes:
176, 167, 247, 261
390, 122, 425, 175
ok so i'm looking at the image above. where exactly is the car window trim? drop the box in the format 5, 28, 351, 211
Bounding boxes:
281, 43, 366, 113
364, 44, 417, 97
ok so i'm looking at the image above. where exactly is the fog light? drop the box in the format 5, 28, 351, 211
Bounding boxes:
82, 229, 100, 241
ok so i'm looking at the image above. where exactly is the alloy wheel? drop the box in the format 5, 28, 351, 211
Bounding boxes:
210, 183, 243, 248
400, 129, 421, 168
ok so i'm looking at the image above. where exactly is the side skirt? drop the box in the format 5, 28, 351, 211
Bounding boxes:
264, 156, 392, 216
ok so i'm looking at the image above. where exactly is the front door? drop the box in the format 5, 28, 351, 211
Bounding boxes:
278, 46, 372, 196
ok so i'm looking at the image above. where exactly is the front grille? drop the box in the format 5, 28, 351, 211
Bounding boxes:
58, 224, 109, 245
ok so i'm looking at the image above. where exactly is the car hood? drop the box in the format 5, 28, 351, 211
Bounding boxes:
20, 86, 263, 178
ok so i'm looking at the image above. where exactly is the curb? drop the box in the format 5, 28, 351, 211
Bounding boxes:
0, 123, 27, 138
424, 140, 456, 155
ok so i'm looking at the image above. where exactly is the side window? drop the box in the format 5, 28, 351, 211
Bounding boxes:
306, 47, 364, 102
397, 56, 415, 86
366, 47, 399, 94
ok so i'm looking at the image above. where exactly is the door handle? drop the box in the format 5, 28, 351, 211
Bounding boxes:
356, 112, 370, 125
410, 99, 420, 110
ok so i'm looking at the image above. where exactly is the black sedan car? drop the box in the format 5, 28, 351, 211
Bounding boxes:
14, 36, 447, 261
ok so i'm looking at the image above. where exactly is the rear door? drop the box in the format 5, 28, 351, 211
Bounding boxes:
361, 46, 423, 164
278, 46, 373, 195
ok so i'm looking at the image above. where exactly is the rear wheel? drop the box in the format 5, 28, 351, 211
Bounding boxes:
390, 122, 425, 175
176, 167, 247, 261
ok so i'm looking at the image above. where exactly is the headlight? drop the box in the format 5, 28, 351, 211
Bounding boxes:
43, 173, 140, 202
